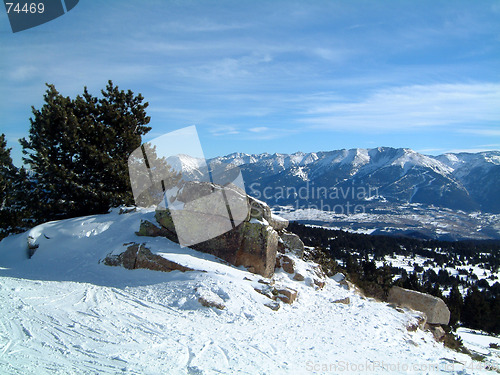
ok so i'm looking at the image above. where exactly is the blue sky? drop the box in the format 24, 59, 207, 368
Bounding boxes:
1, 0, 499, 166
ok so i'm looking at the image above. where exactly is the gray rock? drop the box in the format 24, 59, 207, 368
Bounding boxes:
293, 272, 305, 281
388, 286, 450, 325
265, 301, 280, 311
332, 272, 346, 283
426, 323, 446, 342
332, 297, 350, 305
248, 197, 288, 231
280, 232, 304, 257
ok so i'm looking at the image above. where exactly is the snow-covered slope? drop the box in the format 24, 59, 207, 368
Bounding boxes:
0, 208, 487, 374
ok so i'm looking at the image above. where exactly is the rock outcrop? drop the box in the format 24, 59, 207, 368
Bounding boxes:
138, 181, 303, 278
103, 243, 194, 273
279, 232, 304, 257
387, 286, 450, 325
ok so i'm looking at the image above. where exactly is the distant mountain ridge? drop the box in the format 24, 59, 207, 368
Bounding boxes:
207, 147, 500, 214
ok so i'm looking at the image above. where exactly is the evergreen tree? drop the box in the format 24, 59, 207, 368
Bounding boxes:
0, 134, 13, 205
20, 81, 154, 221
0, 135, 29, 238
446, 285, 463, 328
462, 286, 491, 332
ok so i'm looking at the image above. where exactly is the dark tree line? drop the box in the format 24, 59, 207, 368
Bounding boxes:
0, 134, 32, 238
289, 222, 500, 334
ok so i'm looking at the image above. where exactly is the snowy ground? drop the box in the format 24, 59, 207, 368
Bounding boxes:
0, 208, 492, 374
275, 204, 500, 241
457, 328, 500, 372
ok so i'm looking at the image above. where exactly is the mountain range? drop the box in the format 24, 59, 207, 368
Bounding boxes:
208, 147, 500, 215
181, 147, 498, 240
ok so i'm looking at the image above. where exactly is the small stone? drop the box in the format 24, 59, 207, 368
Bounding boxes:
198, 296, 225, 310
265, 301, 280, 311
103, 243, 194, 273
406, 323, 419, 332
293, 273, 305, 281
254, 286, 275, 300
280, 255, 295, 274
313, 279, 325, 289
332, 297, 350, 305
332, 272, 346, 283
276, 287, 298, 304
426, 324, 446, 342
119, 207, 137, 215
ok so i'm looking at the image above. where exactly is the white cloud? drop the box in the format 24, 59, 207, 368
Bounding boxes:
443, 146, 500, 154
209, 126, 240, 137
248, 127, 269, 133
302, 83, 500, 131
458, 128, 500, 136
8, 65, 39, 82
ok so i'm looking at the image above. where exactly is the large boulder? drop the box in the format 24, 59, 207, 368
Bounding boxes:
235, 221, 279, 277
387, 286, 450, 325
149, 181, 290, 278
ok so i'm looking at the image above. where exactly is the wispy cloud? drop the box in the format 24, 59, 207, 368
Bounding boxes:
209, 125, 240, 137
443, 146, 500, 154
302, 83, 500, 131
152, 20, 251, 34
248, 127, 270, 133
458, 128, 500, 136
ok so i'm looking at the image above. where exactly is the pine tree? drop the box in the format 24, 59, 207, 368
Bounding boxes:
20, 81, 154, 221
0, 134, 29, 238
446, 285, 463, 328
462, 286, 491, 331
0, 134, 13, 206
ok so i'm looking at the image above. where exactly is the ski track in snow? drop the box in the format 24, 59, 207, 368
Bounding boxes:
0, 208, 493, 374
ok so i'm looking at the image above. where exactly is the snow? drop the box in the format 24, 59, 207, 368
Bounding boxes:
274, 204, 500, 241
457, 328, 500, 370
390, 149, 453, 175
0, 208, 489, 374
291, 166, 308, 181
437, 151, 500, 180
